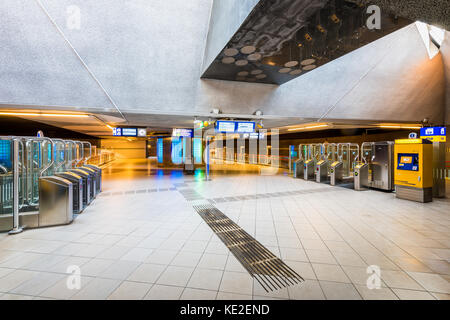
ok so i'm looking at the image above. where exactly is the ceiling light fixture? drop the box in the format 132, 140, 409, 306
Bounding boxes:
287, 124, 328, 131
378, 125, 422, 129
0, 111, 90, 118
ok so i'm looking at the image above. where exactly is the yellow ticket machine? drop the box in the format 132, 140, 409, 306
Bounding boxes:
394, 139, 433, 203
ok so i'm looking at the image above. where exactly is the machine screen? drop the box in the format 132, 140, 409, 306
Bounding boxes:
397, 153, 418, 171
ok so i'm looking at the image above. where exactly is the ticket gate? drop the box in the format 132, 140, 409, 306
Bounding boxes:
69, 169, 92, 205
315, 159, 329, 183
73, 168, 97, 199
38, 176, 73, 227
354, 163, 369, 191
55, 172, 84, 214
304, 159, 315, 180
294, 159, 304, 178
81, 166, 100, 195
83, 164, 102, 193
330, 161, 343, 185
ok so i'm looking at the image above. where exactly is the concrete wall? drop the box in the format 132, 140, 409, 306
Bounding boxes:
101, 138, 146, 159
201, 0, 259, 73
0, 0, 446, 125
441, 31, 450, 125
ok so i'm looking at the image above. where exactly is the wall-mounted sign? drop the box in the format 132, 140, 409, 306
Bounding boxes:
236, 121, 255, 133
408, 132, 418, 139
172, 128, 193, 137
113, 127, 147, 137
138, 128, 147, 137
216, 121, 236, 133
216, 121, 255, 133
420, 127, 446, 142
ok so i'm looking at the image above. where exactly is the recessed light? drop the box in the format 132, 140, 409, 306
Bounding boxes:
222, 57, 235, 64
224, 48, 239, 56
237, 71, 249, 76
241, 46, 256, 54
289, 69, 302, 75
278, 68, 291, 73
235, 60, 248, 66
303, 64, 316, 71
301, 58, 315, 66
255, 74, 267, 79
285, 61, 298, 68
248, 53, 262, 61
251, 69, 263, 75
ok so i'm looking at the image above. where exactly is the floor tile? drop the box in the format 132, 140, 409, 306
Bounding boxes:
197, 254, 228, 270
319, 281, 362, 300
406, 272, 450, 294
144, 284, 184, 300
71, 278, 121, 300
392, 288, 436, 300
355, 285, 399, 300
180, 288, 217, 300
127, 263, 166, 283
287, 280, 325, 300
120, 248, 153, 262
40, 276, 95, 299
219, 271, 253, 296
187, 268, 223, 291
100, 260, 141, 280
157, 266, 194, 287
312, 264, 350, 283
107, 281, 152, 300
171, 252, 202, 267
145, 249, 178, 265
380, 270, 423, 290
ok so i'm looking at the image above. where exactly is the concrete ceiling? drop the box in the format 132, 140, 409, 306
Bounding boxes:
0, 0, 447, 134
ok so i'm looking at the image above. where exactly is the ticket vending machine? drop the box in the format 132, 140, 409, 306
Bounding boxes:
394, 139, 433, 203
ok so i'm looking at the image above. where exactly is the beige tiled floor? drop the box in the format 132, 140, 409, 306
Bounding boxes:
0, 159, 449, 300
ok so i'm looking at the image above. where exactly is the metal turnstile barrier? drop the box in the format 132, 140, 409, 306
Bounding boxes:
315, 159, 329, 183
354, 163, 369, 191
304, 159, 315, 180
55, 172, 84, 214
330, 161, 343, 186
294, 159, 304, 178
38, 176, 73, 227
69, 169, 92, 205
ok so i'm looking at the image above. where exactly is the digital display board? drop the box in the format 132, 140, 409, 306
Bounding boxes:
113, 127, 145, 137
236, 121, 255, 133
216, 121, 236, 133
420, 127, 446, 142
172, 128, 193, 137
397, 153, 419, 171
122, 128, 138, 136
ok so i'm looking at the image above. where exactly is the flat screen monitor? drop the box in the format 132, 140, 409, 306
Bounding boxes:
216, 121, 236, 133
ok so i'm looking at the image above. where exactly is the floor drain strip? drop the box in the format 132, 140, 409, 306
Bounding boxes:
193, 203, 304, 292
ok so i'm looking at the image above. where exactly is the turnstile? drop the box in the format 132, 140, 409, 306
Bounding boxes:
55, 172, 84, 214
304, 159, 315, 180
330, 161, 343, 186
315, 160, 329, 183
69, 169, 92, 204
83, 164, 102, 193
72, 168, 96, 199
354, 163, 369, 191
38, 176, 73, 226
294, 159, 304, 178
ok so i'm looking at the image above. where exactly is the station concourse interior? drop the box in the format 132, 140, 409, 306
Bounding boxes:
0, 0, 449, 300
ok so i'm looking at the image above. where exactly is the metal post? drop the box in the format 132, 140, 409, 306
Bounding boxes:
205, 137, 211, 181
9, 139, 23, 234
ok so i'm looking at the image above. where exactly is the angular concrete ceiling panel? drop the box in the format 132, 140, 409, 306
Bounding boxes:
0, 0, 113, 111
39, 0, 212, 113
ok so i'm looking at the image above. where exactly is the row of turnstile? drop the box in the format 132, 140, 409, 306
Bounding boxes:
0, 136, 103, 232
294, 141, 395, 192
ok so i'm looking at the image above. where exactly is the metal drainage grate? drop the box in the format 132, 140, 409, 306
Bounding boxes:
193, 203, 304, 292
178, 189, 204, 201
